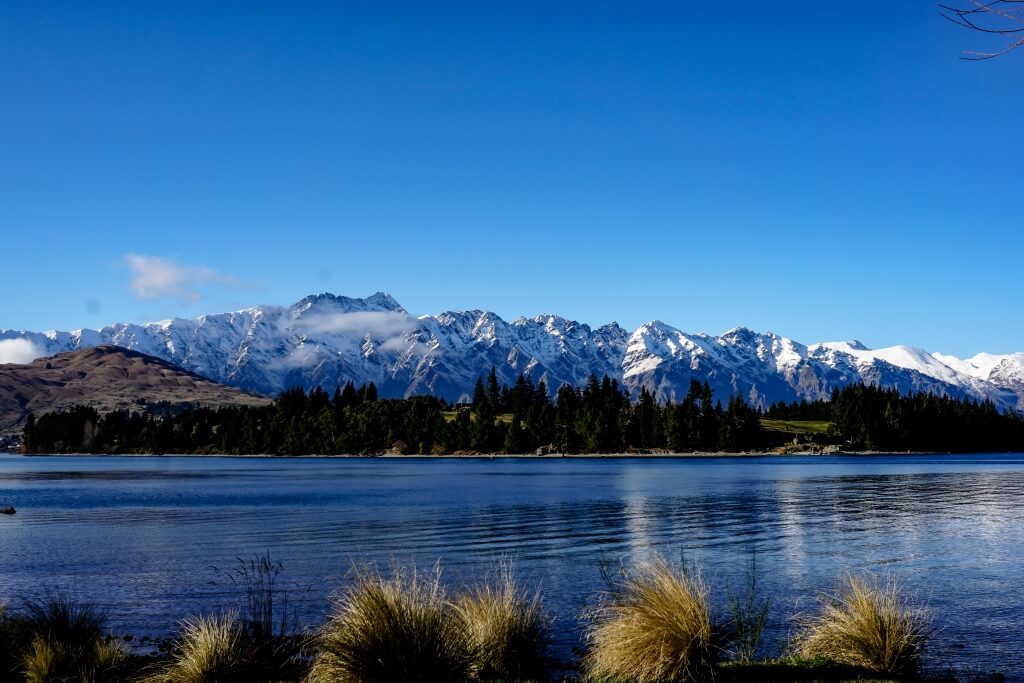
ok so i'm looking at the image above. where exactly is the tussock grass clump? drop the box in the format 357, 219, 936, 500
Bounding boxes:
583, 556, 717, 683
454, 564, 551, 682
794, 573, 932, 675
16, 595, 128, 683
307, 564, 473, 683
142, 612, 252, 683
20, 595, 106, 648
23, 636, 128, 683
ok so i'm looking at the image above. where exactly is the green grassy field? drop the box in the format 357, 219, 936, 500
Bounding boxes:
760, 419, 835, 435
442, 410, 514, 424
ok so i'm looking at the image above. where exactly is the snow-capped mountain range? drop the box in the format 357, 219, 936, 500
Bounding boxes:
3, 292, 1023, 411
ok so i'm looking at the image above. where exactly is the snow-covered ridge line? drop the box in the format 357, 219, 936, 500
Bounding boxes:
1, 292, 1022, 411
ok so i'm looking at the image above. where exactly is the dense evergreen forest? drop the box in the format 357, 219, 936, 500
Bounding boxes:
21, 370, 1024, 455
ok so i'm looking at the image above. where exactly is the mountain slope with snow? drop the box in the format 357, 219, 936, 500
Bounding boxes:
2, 293, 1020, 410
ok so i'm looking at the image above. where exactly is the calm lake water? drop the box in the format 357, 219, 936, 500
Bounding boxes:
0, 453, 1021, 678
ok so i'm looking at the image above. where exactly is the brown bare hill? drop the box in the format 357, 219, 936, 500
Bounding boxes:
0, 345, 270, 435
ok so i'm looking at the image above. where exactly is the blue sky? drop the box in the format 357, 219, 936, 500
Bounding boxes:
1, 2, 1021, 357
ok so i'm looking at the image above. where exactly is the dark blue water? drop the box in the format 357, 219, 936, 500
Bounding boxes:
0, 453, 1021, 678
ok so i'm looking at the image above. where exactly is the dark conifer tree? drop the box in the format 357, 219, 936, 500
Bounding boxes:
486, 367, 500, 410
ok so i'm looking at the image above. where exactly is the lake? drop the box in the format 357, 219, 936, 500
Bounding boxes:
0, 453, 1021, 678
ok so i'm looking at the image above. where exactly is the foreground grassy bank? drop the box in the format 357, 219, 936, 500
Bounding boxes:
0, 556, 1006, 683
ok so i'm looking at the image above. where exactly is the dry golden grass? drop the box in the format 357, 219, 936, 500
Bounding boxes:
454, 564, 551, 682
23, 636, 128, 683
794, 574, 932, 675
142, 612, 252, 683
13, 595, 128, 683
306, 565, 473, 683
582, 556, 717, 683
22, 636, 67, 683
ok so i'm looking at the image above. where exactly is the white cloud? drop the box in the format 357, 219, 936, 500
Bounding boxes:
124, 253, 246, 303
378, 336, 413, 353
280, 312, 426, 365
293, 311, 417, 337
276, 344, 329, 370
0, 338, 44, 365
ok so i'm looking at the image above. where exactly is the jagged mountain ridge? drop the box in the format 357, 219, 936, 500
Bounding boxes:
2, 292, 1022, 410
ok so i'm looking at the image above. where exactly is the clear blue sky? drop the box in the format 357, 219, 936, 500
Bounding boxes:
1, 2, 1020, 357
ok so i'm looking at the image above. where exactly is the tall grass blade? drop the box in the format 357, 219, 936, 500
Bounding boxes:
725, 552, 771, 662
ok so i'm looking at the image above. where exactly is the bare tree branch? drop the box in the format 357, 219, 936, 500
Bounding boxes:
941, 0, 1024, 58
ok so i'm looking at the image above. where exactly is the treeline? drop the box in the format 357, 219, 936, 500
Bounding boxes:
22, 372, 760, 455
767, 384, 1024, 452
22, 371, 1024, 455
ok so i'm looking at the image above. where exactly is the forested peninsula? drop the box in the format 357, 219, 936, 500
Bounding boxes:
21, 371, 1024, 455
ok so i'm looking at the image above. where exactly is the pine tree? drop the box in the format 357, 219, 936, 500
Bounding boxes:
486, 367, 500, 410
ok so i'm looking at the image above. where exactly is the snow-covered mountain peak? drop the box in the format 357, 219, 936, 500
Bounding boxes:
289, 292, 407, 317
721, 325, 756, 340
932, 351, 1024, 400
816, 341, 941, 371
595, 322, 628, 342
932, 351, 1021, 380
364, 291, 405, 310
623, 321, 701, 379
634, 320, 681, 340
813, 340, 865, 355
468, 310, 508, 342
719, 327, 791, 353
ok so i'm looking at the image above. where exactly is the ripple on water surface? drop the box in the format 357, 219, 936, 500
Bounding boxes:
0, 453, 1022, 678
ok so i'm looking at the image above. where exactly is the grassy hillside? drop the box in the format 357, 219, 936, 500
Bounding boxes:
0, 345, 269, 436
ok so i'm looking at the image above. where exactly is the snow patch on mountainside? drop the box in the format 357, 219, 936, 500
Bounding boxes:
933, 351, 1024, 381
813, 342, 963, 385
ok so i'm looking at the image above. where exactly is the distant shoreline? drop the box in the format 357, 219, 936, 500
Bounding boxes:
6, 449, 1004, 459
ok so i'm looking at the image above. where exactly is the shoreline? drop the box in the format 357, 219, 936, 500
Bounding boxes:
6, 449, 1014, 459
